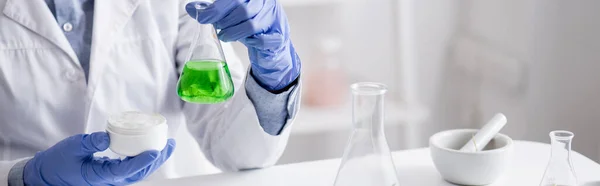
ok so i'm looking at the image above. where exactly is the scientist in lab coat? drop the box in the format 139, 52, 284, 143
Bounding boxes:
0, 0, 301, 185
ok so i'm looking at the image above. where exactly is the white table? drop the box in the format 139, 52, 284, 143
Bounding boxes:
138, 141, 600, 186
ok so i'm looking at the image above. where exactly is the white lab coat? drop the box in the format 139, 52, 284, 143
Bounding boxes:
0, 0, 298, 184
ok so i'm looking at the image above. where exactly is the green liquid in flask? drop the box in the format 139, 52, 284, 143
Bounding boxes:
177, 60, 234, 104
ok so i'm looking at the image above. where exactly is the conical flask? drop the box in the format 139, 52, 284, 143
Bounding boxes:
177, 1, 234, 104
540, 130, 578, 186
334, 82, 400, 186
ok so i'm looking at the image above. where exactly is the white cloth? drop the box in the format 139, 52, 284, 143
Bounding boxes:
0, 0, 300, 184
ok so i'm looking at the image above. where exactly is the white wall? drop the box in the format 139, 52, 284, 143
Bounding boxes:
528, 0, 600, 162
436, 0, 600, 162
399, 0, 461, 148
409, 0, 460, 107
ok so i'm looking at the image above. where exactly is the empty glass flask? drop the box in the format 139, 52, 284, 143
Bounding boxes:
540, 130, 577, 186
177, 1, 234, 104
333, 82, 400, 186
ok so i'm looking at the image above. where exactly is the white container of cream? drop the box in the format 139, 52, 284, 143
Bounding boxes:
106, 111, 168, 156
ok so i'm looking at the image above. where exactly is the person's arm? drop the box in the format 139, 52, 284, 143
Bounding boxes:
1, 158, 29, 186
176, 0, 301, 171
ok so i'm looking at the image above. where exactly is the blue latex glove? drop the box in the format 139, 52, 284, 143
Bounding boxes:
23, 132, 175, 185
186, 0, 301, 91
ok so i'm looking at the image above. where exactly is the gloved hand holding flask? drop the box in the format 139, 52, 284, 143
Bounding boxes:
185, 0, 301, 92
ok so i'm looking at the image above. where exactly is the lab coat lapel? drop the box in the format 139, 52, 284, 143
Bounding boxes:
2, 0, 80, 67
87, 0, 141, 95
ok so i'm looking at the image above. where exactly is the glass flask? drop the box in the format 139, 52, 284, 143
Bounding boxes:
177, 1, 234, 104
540, 130, 578, 186
334, 82, 400, 186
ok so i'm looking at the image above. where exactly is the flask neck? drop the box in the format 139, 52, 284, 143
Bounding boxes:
549, 132, 574, 161
351, 83, 387, 132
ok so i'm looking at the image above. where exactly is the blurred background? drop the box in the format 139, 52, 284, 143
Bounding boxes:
231, 0, 600, 164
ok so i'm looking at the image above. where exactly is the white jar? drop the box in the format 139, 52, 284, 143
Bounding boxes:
106, 111, 168, 156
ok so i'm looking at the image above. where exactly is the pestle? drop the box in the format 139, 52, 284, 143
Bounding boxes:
460, 113, 507, 152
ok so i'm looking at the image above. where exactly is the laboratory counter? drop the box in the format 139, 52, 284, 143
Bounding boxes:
137, 141, 600, 186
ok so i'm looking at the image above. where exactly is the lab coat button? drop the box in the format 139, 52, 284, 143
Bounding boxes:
64, 69, 81, 81
63, 23, 73, 32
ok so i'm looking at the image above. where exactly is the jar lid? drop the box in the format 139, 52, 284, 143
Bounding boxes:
107, 111, 166, 135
